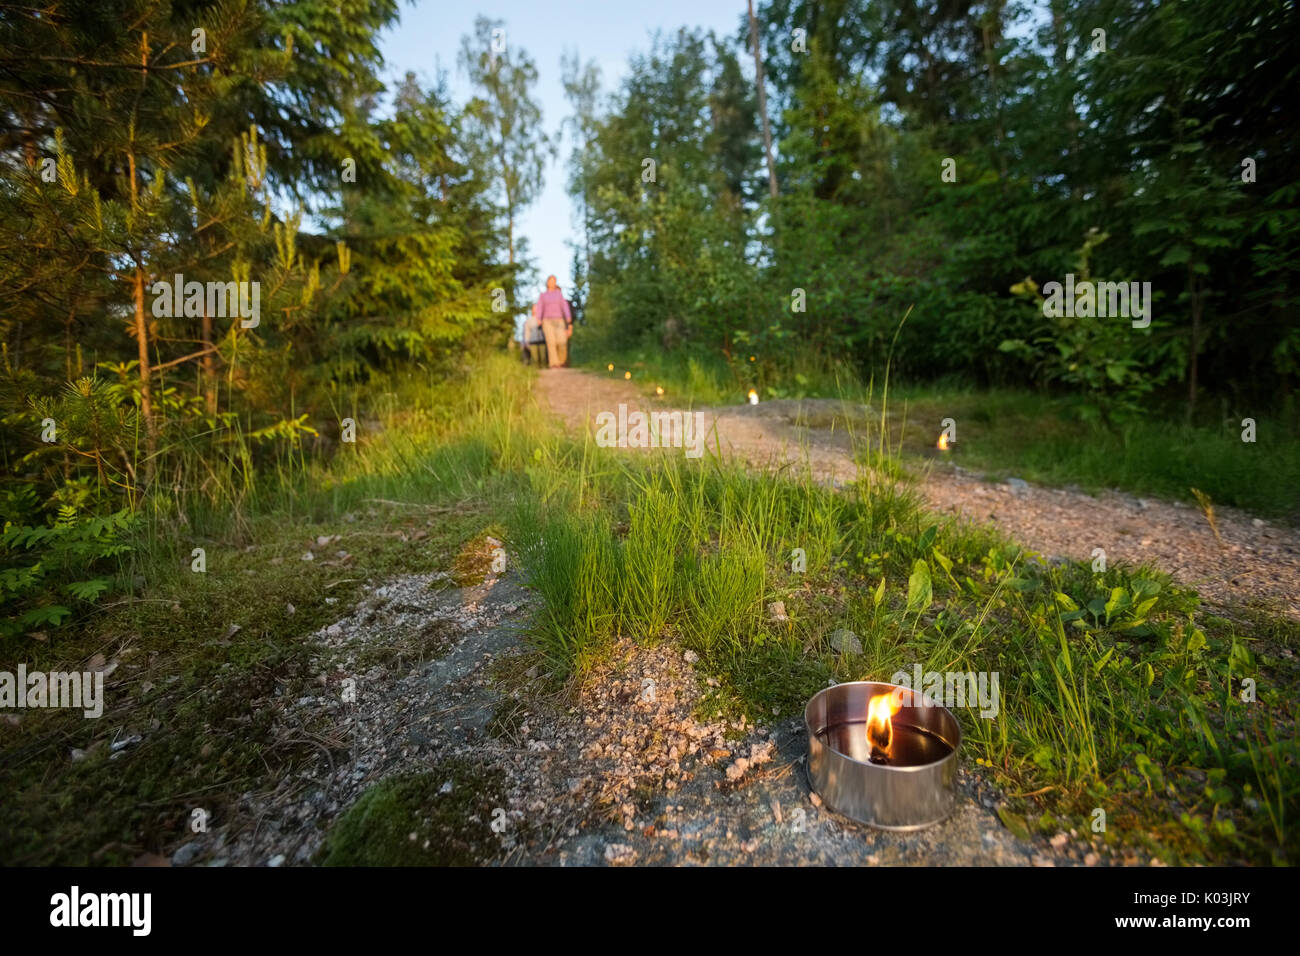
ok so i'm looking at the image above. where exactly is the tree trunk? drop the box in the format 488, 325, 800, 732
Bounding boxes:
132, 263, 156, 470
982, 2, 1008, 180
1187, 266, 1201, 423
202, 310, 217, 415
130, 32, 156, 477
748, 0, 779, 201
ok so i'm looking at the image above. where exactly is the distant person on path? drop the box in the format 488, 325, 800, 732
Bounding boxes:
533, 275, 572, 369
519, 308, 546, 366
512, 311, 530, 365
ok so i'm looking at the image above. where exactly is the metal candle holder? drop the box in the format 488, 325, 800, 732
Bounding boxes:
805, 681, 961, 831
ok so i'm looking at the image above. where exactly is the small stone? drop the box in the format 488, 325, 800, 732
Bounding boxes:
1084, 853, 1100, 866
828, 628, 862, 655
604, 843, 637, 866
768, 601, 788, 623
809, 792, 822, 808
301, 551, 314, 561
1005, 477, 1029, 493
171, 842, 203, 867
439, 780, 453, 794
286, 603, 295, 615
683, 650, 699, 665
1050, 832, 1069, 850
267, 854, 286, 868
1252, 518, 1265, 528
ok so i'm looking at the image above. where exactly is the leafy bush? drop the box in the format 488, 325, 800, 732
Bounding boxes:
0, 506, 135, 637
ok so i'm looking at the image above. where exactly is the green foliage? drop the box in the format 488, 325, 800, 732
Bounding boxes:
0, 507, 135, 638
0, 2, 528, 523
578, 0, 1300, 417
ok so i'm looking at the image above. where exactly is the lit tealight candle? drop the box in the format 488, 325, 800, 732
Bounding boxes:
747, 389, 759, 405
624, 371, 631, 380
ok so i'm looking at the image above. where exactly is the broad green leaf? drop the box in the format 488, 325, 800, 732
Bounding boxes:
906, 559, 932, 616
1104, 586, 1131, 622
1053, 591, 1079, 612
917, 525, 937, 553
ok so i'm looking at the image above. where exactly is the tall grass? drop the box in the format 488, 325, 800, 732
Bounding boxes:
506, 365, 1297, 863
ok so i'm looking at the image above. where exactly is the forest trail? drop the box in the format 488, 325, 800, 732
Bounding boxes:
536, 368, 1300, 621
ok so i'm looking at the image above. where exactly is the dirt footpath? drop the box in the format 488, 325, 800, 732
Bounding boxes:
535, 368, 1300, 620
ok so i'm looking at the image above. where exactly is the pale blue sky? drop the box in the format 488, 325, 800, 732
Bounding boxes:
378, 0, 748, 293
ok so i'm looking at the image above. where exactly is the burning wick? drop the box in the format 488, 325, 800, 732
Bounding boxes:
936, 433, 950, 451
747, 388, 759, 405
866, 691, 903, 764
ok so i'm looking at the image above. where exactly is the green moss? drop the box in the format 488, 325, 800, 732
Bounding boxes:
319, 760, 507, 866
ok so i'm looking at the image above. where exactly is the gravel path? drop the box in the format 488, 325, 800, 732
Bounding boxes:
535, 368, 1300, 620
175, 561, 1113, 867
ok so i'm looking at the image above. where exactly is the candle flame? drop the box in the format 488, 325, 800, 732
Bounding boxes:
937, 433, 950, 451
866, 690, 904, 759
607, 363, 614, 371
624, 371, 632, 380
747, 388, 759, 405
655, 385, 664, 396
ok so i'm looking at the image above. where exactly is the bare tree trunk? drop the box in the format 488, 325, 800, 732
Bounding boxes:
748, 0, 779, 201
981, 2, 1008, 180
130, 32, 156, 477
202, 310, 217, 415
1051, 0, 1082, 199
132, 262, 156, 470
1187, 266, 1201, 424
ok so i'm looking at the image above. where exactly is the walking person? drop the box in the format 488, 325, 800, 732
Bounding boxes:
512, 311, 531, 365
522, 306, 546, 366
533, 275, 572, 369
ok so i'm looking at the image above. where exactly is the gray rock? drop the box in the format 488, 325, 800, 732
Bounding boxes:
171, 841, 203, 867
828, 629, 862, 655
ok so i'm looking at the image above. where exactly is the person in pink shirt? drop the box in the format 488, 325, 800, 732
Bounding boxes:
533, 275, 573, 369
